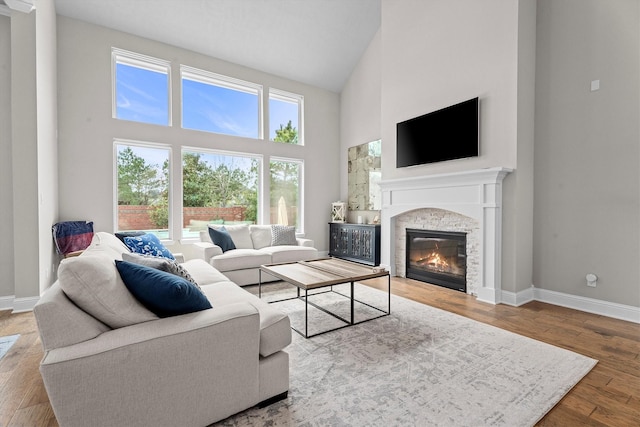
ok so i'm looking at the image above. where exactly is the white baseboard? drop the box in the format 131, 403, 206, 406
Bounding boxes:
11, 296, 39, 313
500, 286, 535, 307
533, 288, 639, 324
0, 295, 15, 311
500, 286, 639, 324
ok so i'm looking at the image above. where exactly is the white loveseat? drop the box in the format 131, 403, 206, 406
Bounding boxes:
33, 232, 291, 427
194, 224, 319, 286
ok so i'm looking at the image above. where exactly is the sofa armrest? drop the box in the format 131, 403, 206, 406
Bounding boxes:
172, 253, 185, 263
297, 237, 314, 247
40, 303, 261, 427
192, 241, 223, 263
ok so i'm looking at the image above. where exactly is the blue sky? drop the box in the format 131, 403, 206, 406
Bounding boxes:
116, 63, 298, 140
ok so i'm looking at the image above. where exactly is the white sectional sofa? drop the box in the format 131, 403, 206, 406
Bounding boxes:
33, 232, 291, 427
194, 224, 319, 286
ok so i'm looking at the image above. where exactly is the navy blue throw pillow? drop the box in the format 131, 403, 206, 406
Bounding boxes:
208, 226, 236, 252
115, 260, 212, 317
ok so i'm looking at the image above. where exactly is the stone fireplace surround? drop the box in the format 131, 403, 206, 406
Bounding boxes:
379, 167, 512, 304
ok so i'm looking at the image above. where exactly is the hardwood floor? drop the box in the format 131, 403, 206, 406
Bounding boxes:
0, 277, 638, 426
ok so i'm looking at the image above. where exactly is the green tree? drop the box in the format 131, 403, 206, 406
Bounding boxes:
210, 163, 249, 207
117, 147, 163, 205
183, 152, 216, 207
273, 120, 298, 145
182, 153, 258, 215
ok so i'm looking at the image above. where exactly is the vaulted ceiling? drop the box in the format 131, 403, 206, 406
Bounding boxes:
53, 0, 381, 93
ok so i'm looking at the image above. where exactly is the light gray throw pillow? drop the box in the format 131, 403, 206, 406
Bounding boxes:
122, 252, 201, 289
271, 225, 297, 246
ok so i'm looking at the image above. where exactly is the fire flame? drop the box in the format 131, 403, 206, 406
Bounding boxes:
426, 250, 449, 269
413, 243, 452, 273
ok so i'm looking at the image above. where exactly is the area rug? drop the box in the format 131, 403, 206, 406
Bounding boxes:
217, 284, 597, 427
0, 334, 19, 361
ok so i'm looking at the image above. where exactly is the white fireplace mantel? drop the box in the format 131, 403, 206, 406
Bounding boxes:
379, 167, 512, 304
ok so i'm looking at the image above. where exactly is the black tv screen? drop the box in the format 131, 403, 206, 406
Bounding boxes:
396, 97, 479, 168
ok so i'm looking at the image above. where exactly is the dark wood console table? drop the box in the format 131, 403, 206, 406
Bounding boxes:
328, 223, 381, 266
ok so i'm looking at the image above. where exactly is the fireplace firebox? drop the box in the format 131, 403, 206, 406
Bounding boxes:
405, 229, 467, 292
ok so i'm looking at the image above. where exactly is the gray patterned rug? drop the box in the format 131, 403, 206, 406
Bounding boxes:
217, 283, 597, 426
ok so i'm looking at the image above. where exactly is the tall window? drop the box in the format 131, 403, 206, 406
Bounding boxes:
182, 149, 260, 238
112, 48, 171, 126
269, 89, 303, 145
181, 66, 262, 139
270, 158, 302, 231
115, 142, 170, 238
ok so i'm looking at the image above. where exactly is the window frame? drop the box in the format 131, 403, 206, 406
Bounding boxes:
269, 88, 304, 145
180, 65, 264, 139
111, 48, 172, 126
113, 138, 174, 241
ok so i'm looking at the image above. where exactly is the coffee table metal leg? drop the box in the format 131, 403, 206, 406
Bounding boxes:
305, 289, 308, 338
388, 274, 391, 314
258, 269, 262, 298
350, 281, 355, 325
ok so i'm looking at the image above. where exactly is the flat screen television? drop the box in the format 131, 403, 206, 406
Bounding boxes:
396, 97, 479, 168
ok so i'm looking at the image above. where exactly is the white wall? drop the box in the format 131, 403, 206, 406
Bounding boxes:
10, 11, 40, 304
36, 0, 59, 292
534, 0, 640, 306
340, 28, 382, 225
0, 15, 15, 302
377, 0, 534, 295
56, 16, 340, 258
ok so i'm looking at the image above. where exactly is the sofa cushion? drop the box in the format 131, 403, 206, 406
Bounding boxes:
220, 224, 254, 249
249, 225, 272, 250
122, 252, 200, 289
259, 245, 318, 264
84, 231, 131, 260
58, 253, 158, 328
181, 259, 230, 285
116, 261, 212, 317
208, 226, 236, 252
271, 225, 297, 246
124, 233, 175, 260
211, 249, 272, 272
200, 281, 291, 357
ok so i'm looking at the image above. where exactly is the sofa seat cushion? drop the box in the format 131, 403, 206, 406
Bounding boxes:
259, 245, 318, 264
181, 259, 230, 286
211, 249, 272, 272
200, 281, 291, 357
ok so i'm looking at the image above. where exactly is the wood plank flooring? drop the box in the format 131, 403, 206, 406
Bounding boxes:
0, 277, 638, 426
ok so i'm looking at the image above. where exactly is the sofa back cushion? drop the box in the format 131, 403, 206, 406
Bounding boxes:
249, 225, 272, 250
208, 224, 254, 249
58, 253, 158, 328
85, 231, 131, 260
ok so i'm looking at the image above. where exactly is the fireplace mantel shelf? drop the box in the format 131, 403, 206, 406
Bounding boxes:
379, 167, 512, 192
379, 167, 513, 305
